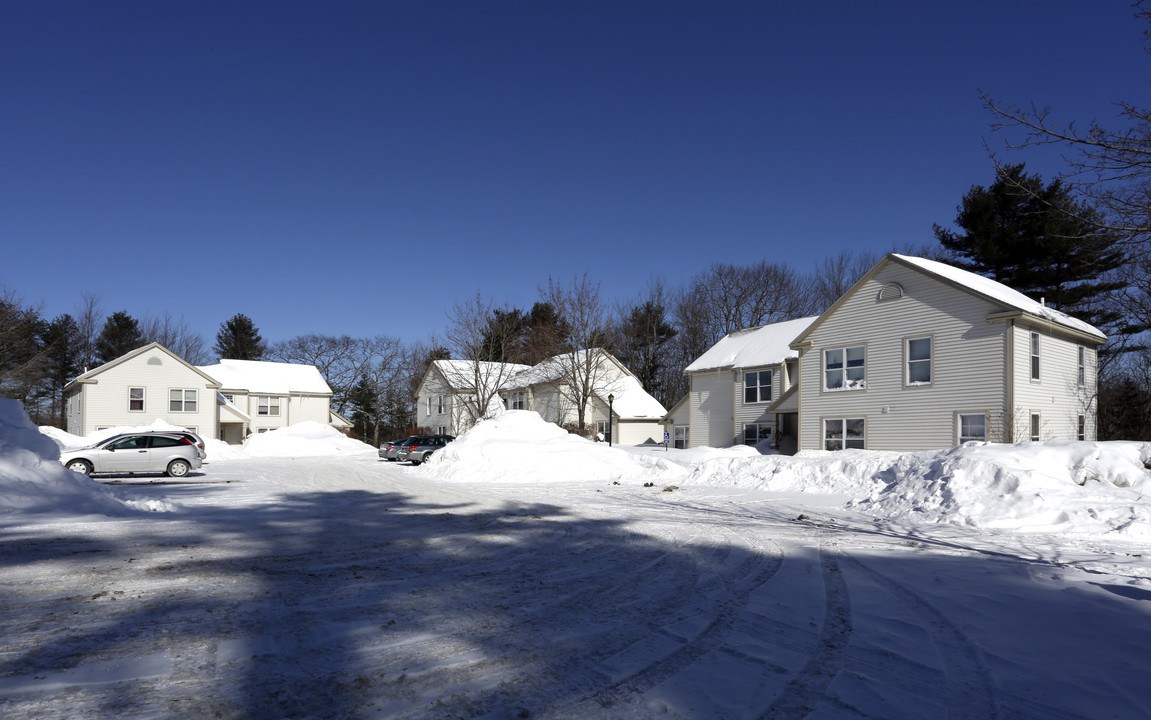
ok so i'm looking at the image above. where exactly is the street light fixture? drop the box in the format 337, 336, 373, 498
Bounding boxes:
607, 393, 615, 447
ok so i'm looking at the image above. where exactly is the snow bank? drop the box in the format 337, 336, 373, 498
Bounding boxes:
238, 422, 377, 458
691, 441, 1151, 538
39, 418, 194, 451
421, 410, 686, 483
852, 441, 1151, 538
0, 399, 132, 515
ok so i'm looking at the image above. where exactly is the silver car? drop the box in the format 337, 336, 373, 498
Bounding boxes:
60, 432, 204, 478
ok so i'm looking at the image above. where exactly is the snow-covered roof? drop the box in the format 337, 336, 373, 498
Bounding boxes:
685, 316, 819, 373
503, 348, 609, 390
599, 374, 667, 419
891, 254, 1107, 341
198, 359, 332, 395
432, 359, 532, 391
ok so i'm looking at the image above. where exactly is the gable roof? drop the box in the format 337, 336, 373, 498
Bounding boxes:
791, 254, 1107, 347
197, 359, 332, 395
504, 348, 625, 389
65, 342, 221, 392
686, 316, 819, 373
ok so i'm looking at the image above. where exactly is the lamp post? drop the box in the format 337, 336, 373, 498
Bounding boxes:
607, 393, 614, 447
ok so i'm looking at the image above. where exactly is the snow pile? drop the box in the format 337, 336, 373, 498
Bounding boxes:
238, 422, 377, 458
851, 441, 1151, 537
0, 399, 130, 515
691, 441, 1151, 538
691, 448, 903, 496
422, 410, 687, 483
40, 418, 195, 451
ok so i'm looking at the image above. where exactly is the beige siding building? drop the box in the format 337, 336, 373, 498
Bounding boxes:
790, 254, 1104, 451
684, 316, 817, 452
64, 343, 342, 444
678, 254, 1105, 453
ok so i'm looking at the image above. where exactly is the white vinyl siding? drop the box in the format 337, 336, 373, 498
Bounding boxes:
67, 346, 217, 436
798, 263, 1009, 451
1012, 325, 1097, 443
690, 371, 735, 447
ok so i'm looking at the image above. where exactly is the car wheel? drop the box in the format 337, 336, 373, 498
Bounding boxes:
410, 457, 422, 466
66, 459, 93, 475
167, 459, 191, 478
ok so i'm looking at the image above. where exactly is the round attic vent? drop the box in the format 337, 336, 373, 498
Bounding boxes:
146, 357, 162, 365
877, 282, 904, 301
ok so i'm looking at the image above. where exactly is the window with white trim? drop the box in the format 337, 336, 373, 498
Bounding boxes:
673, 425, 688, 449
257, 396, 281, 417
958, 413, 987, 444
824, 418, 865, 450
128, 387, 144, 412
744, 370, 772, 403
1030, 332, 1040, 381
437, 425, 448, 435
169, 389, 198, 412
426, 397, 432, 416
1030, 412, 1041, 442
221, 393, 235, 403
743, 423, 772, 445
437, 395, 445, 414
1078, 346, 1086, 387
906, 336, 932, 385
1078, 414, 1086, 441
824, 346, 866, 390
511, 392, 526, 410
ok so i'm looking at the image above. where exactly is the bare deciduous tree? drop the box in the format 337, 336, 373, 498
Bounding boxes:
541, 274, 616, 435
442, 293, 528, 427
268, 334, 362, 415
141, 312, 209, 365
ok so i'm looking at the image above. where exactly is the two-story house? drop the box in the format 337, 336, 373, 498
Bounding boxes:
677, 254, 1105, 453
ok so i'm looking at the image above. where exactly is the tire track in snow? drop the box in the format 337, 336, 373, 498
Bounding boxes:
838, 553, 1001, 720
757, 540, 854, 720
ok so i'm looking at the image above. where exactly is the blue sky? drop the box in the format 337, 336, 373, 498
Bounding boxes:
2, 1, 1147, 346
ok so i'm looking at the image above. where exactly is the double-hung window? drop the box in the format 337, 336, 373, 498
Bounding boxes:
169, 389, 198, 412
511, 392, 525, 410
258, 396, 280, 417
906, 336, 932, 385
958, 413, 987, 443
1078, 346, 1086, 387
1030, 332, 1041, 381
824, 418, 865, 450
128, 387, 145, 412
744, 370, 772, 403
824, 346, 866, 390
1078, 415, 1086, 441
437, 395, 446, 414
1030, 412, 1041, 442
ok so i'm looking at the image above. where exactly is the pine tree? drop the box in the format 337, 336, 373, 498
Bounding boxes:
95, 311, 145, 364
40, 314, 81, 426
214, 314, 267, 360
934, 164, 1128, 333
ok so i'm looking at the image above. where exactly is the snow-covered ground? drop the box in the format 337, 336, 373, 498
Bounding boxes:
3, 402, 1151, 719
